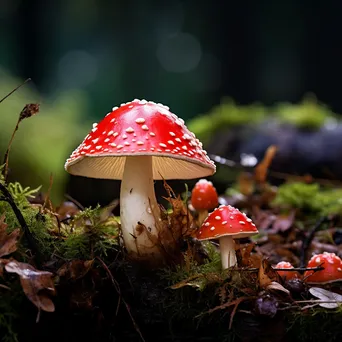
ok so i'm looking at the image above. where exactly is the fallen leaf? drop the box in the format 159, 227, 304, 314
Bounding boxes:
0, 215, 20, 257
267, 281, 290, 295
269, 211, 295, 233
259, 259, 278, 288
254, 145, 278, 184
57, 260, 94, 281
3, 259, 55, 312
170, 274, 205, 290
309, 287, 342, 309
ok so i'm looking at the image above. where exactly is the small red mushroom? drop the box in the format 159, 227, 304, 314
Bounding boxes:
304, 252, 342, 284
65, 99, 216, 258
196, 205, 258, 269
191, 179, 219, 225
274, 261, 300, 281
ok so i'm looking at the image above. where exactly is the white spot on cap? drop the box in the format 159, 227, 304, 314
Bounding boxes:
104, 138, 110, 142
142, 125, 149, 131
126, 127, 134, 133
112, 106, 118, 111
150, 132, 156, 137
204, 222, 210, 227
215, 216, 221, 220
92, 138, 99, 144
159, 143, 167, 148
107, 130, 114, 136
137, 141, 144, 145
210, 227, 215, 231
124, 142, 130, 146
113, 132, 119, 137
175, 138, 181, 143
122, 134, 127, 139
110, 118, 115, 123
169, 132, 176, 137
92, 123, 98, 128
109, 143, 116, 147
95, 145, 102, 150
135, 118, 145, 124
239, 221, 246, 225
117, 145, 123, 149
168, 140, 175, 145
222, 221, 227, 225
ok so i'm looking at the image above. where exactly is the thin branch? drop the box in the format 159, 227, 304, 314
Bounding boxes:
300, 216, 330, 267
0, 182, 41, 263
0, 78, 31, 104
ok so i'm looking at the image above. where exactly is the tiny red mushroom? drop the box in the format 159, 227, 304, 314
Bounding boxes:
274, 261, 300, 281
304, 252, 342, 284
65, 99, 216, 259
196, 205, 258, 269
191, 179, 219, 225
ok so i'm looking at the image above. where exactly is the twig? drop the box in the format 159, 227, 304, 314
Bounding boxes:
96, 257, 145, 342
42, 173, 54, 211
0, 78, 31, 104
0, 183, 41, 263
64, 193, 85, 210
300, 216, 330, 267
2, 103, 40, 181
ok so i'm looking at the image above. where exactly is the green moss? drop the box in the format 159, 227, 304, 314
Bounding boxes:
272, 181, 342, 216
60, 205, 119, 260
187, 95, 339, 144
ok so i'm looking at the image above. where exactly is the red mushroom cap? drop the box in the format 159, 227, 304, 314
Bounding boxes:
196, 205, 258, 240
65, 99, 215, 180
304, 252, 342, 284
274, 261, 300, 281
191, 179, 219, 211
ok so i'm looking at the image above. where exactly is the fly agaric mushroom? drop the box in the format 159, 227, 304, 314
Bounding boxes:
65, 99, 216, 259
191, 179, 219, 225
196, 205, 258, 269
304, 252, 342, 284
274, 261, 300, 281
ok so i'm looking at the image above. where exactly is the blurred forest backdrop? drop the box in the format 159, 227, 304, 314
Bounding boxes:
1, 0, 342, 202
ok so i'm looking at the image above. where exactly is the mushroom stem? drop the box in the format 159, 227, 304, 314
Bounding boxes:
218, 236, 237, 269
197, 210, 208, 226
120, 155, 161, 256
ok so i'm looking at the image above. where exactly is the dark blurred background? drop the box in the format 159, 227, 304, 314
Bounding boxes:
1, 0, 342, 205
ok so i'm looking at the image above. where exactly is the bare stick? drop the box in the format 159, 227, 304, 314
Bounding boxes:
2, 103, 40, 181
0, 78, 31, 104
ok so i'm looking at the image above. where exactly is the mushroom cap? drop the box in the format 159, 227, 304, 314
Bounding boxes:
196, 205, 258, 240
304, 252, 342, 284
65, 99, 216, 180
274, 261, 300, 280
191, 179, 219, 211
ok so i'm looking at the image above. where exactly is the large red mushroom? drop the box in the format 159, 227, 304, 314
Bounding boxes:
196, 205, 258, 269
65, 99, 216, 259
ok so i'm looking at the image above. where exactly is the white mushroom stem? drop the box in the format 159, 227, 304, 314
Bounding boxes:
120, 155, 161, 256
218, 236, 237, 269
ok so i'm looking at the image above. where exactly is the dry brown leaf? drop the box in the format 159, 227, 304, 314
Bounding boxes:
57, 260, 94, 281
3, 259, 55, 312
254, 145, 278, 184
259, 259, 278, 288
0, 215, 20, 257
